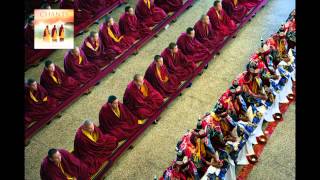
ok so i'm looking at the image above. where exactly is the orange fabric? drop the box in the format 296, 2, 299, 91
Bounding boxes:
78, 55, 83, 64
112, 105, 121, 118
107, 27, 123, 42
156, 66, 168, 83
50, 74, 60, 84
140, 83, 149, 97
144, 0, 151, 9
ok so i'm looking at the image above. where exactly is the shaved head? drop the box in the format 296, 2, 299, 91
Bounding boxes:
82, 119, 94, 133
133, 74, 144, 87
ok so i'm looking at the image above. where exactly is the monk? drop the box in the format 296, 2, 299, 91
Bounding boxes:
99, 16, 135, 56
239, 0, 262, 10
73, 120, 118, 175
40, 60, 80, 101
177, 27, 211, 64
40, 148, 90, 180
25, 79, 58, 128
43, 25, 51, 42
123, 74, 164, 119
59, 25, 64, 41
207, 0, 237, 37
81, 31, 115, 68
99, 95, 142, 141
51, 25, 58, 41
64, 47, 100, 84
222, 0, 248, 23
135, 0, 168, 27
161, 42, 196, 81
59, 0, 94, 25
119, 6, 152, 40
194, 14, 224, 51
144, 55, 181, 97
154, 0, 183, 13
25, 15, 37, 66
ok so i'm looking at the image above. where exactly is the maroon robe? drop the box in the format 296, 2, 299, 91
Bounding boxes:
239, 0, 262, 10
63, 49, 100, 84
144, 62, 181, 97
78, 0, 115, 14
81, 36, 115, 68
119, 12, 152, 40
161, 47, 196, 81
154, 0, 183, 13
207, 7, 237, 37
40, 149, 90, 180
135, 0, 168, 27
60, 0, 94, 25
25, 83, 58, 127
40, 65, 80, 101
24, 24, 36, 66
176, 32, 211, 63
222, 0, 248, 23
123, 79, 164, 119
99, 102, 141, 140
194, 20, 224, 51
74, 125, 118, 175
99, 22, 135, 55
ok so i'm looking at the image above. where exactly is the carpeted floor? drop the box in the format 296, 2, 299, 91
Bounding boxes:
24, 0, 295, 179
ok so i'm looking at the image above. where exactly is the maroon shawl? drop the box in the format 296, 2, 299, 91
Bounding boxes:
60, 0, 94, 25
154, 0, 183, 13
81, 36, 114, 68
73, 125, 118, 175
135, 0, 167, 27
161, 47, 196, 81
176, 32, 211, 63
123, 79, 164, 119
207, 7, 237, 37
194, 20, 224, 51
99, 102, 141, 141
40, 65, 80, 101
119, 12, 152, 40
144, 62, 181, 97
40, 149, 90, 180
222, 0, 248, 23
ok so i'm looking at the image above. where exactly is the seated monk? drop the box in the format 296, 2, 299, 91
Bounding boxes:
81, 31, 115, 68
99, 95, 142, 141
194, 14, 224, 51
161, 42, 196, 81
123, 74, 164, 119
154, 0, 183, 13
64, 46, 100, 84
25, 79, 58, 128
24, 15, 37, 66
207, 0, 237, 38
119, 6, 152, 40
239, 0, 262, 10
177, 27, 211, 64
222, 0, 248, 23
99, 16, 135, 56
40, 60, 80, 101
135, 0, 167, 27
59, 0, 94, 25
74, 120, 118, 175
40, 148, 90, 180
144, 55, 181, 97
51, 25, 58, 42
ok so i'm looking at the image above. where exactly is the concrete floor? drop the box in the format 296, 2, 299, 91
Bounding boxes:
24, 0, 295, 179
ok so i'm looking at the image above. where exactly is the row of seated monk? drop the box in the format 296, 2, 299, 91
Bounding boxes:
25, 0, 261, 65
25, 0, 185, 66
25, 0, 262, 128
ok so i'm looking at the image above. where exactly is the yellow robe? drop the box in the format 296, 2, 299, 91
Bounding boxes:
81, 129, 99, 143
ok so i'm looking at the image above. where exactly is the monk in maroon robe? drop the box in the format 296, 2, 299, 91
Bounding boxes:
74, 120, 118, 175
135, 0, 168, 27
40, 60, 80, 101
154, 0, 183, 13
51, 25, 58, 41
99, 16, 135, 56
119, 6, 152, 40
25, 79, 58, 128
99, 95, 142, 141
207, 0, 237, 37
64, 47, 100, 84
177, 27, 211, 63
222, 0, 248, 23
24, 15, 36, 66
123, 74, 164, 119
40, 148, 90, 180
194, 15, 224, 51
60, 0, 94, 25
239, 0, 262, 10
161, 42, 196, 81
144, 55, 181, 97
81, 31, 115, 68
